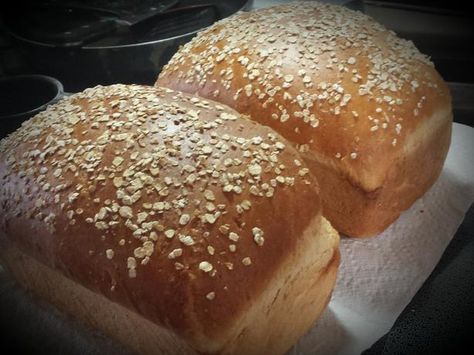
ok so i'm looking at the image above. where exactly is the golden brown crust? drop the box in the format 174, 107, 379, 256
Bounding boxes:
305, 116, 451, 236
1, 215, 339, 355
0, 84, 326, 349
156, 2, 453, 236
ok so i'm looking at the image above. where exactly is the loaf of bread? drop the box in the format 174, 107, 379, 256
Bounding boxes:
0, 84, 339, 354
156, 2, 453, 237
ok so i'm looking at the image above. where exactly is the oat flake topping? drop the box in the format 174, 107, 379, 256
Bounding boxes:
0, 84, 313, 300
159, 1, 442, 161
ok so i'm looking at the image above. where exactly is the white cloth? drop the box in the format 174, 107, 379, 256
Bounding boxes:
291, 123, 474, 354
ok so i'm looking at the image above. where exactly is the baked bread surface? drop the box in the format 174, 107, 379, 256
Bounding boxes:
0, 84, 339, 354
156, 2, 452, 236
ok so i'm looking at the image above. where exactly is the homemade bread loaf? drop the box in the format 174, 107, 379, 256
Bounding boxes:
156, 1, 453, 237
0, 84, 339, 354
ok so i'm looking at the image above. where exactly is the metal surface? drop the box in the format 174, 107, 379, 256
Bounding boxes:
0, 74, 64, 138
1, 0, 251, 91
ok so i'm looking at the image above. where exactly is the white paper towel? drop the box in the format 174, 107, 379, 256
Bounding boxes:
290, 123, 474, 355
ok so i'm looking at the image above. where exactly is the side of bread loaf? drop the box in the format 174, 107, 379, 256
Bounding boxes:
0, 84, 339, 354
156, 2, 452, 237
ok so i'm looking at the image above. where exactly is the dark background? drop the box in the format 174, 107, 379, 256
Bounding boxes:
0, 1, 473, 354
0, 0, 473, 127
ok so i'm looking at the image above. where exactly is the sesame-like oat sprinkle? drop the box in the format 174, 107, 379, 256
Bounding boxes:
199, 261, 213, 273
168, 248, 183, 259
179, 214, 190, 225
242, 257, 252, 266
179, 235, 195, 246
229, 232, 240, 242
252, 227, 265, 247
159, 2, 442, 163
164, 229, 175, 239
0, 84, 315, 290
106, 249, 115, 259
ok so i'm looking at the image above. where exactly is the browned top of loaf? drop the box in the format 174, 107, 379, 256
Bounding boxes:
0, 84, 320, 345
156, 1, 452, 191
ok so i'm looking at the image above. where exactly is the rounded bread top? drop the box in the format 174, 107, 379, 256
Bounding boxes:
0, 84, 321, 343
157, 2, 451, 191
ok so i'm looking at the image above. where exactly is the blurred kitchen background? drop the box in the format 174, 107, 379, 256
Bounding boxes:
0, 0, 473, 126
